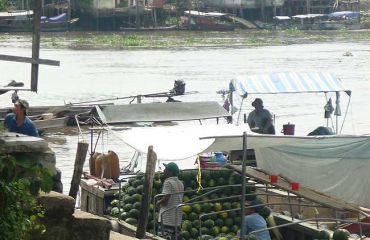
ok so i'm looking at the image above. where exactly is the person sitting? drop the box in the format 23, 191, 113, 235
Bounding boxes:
243, 199, 271, 240
4, 99, 39, 137
247, 98, 275, 135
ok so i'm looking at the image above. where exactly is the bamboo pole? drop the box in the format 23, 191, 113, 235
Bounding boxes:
136, 146, 157, 239
69, 142, 89, 199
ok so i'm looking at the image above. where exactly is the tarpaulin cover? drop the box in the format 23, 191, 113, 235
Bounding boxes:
254, 136, 370, 208
231, 72, 350, 95
97, 101, 230, 124
110, 124, 250, 160
202, 133, 370, 207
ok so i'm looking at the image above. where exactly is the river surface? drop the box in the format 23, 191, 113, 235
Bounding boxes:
1, 32, 370, 194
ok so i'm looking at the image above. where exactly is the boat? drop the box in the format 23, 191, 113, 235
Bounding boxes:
0, 11, 78, 32
120, 25, 178, 32
181, 11, 236, 31
284, 11, 362, 30
78, 72, 370, 238
32, 114, 68, 135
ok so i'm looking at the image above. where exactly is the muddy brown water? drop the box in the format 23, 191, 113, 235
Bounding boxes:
1, 31, 370, 194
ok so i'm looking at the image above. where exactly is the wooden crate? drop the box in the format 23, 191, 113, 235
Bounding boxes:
80, 179, 117, 216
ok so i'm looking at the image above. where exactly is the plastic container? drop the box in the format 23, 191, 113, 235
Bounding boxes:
95, 154, 111, 179
269, 175, 279, 183
282, 123, 295, 135
214, 152, 227, 166
89, 152, 101, 176
290, 182, 300, 191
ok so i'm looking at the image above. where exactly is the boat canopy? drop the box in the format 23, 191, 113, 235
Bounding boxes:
231, 72, 351, 96
96, 101, 230, 124
184, 11, 228, 17
202, 132, 370, 208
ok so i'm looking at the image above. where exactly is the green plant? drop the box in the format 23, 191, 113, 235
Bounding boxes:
0, 154, 53, 239
0, 0, 7, 11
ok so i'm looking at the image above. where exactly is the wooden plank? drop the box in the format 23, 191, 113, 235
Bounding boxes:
228, 165, 361, 213
31, 0, 42, 92
136, 146, 157, 239
69, 142, 89, 199
0, 54, 60, 66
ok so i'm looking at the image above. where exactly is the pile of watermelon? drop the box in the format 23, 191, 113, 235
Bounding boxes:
108, 168, 257, 240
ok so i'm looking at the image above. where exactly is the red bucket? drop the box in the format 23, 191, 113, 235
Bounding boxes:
282, 123, 295, 135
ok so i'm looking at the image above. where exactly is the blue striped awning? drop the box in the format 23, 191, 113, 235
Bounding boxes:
231, 72, 351, 95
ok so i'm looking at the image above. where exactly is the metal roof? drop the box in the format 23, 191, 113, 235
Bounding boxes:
97, 101, 230, 124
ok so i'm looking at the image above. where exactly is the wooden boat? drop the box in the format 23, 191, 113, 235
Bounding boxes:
0, 11, 78, 32
181, 11, 236, 31
120, 25, 178, 32
0, 104, 94, 126
33, 115, 68, 135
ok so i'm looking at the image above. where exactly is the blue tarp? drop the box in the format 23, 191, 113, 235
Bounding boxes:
231, 72, 351, 95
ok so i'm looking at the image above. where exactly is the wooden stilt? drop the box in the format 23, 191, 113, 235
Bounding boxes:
69, 142, 89, 199
136, 146, 157, 239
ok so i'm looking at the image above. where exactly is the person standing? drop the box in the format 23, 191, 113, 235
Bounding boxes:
157, 162, 184, 239
247, 98, 275, 135
4, 99, 39, 137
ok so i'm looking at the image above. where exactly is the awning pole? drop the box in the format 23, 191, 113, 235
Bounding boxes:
240, 131, 248, 239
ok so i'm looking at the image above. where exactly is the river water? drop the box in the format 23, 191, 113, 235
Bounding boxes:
1, 32, 370, 194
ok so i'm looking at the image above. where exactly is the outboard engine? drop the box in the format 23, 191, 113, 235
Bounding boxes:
172, 80, 186, 95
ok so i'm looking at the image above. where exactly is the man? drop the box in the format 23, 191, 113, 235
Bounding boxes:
157, 162, 184, 239
247, 98, 275, 134
4, 99, 39, 137
243, 199, 271, 240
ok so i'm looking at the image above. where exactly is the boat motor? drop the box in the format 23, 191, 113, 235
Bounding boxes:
172, 80, 186, 95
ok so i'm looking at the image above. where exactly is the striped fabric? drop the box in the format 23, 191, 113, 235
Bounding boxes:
231, 72, 350, 95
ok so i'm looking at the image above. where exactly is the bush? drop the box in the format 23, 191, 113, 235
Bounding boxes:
0, 154, 53, 239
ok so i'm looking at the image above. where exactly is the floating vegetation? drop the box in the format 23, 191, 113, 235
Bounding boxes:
18, 29, 370, 50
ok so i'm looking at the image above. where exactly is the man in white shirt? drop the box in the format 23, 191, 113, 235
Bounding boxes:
157, 162, 184, 239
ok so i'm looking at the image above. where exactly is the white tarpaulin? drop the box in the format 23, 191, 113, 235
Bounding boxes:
254, 136, 370, 208
111, 124, 251, 160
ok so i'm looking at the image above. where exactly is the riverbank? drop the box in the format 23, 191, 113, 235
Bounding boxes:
1, 29, 370, 50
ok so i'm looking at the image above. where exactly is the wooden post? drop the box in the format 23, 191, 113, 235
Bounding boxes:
31, 0, 42, 92
136, 0, 140, 29
306, 0, 311, 14
69, 142, 89, 199
136, 146, 157, 239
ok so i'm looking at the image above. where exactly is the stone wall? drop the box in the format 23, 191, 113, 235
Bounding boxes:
33, 191, 112, 240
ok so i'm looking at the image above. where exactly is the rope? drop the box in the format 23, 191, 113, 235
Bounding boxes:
340, 95, 352, 134
196, 155, 203, 192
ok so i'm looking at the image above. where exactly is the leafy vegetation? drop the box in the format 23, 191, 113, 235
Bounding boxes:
0, 0, 6, 11
0, 154, 53, 239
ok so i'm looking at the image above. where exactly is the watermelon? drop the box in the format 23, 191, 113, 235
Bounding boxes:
333, 229, 350, 240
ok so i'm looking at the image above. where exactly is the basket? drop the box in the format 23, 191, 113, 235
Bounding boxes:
199, 156, 220, 169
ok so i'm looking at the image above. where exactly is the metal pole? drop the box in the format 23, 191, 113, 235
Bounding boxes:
240, 131, 248, 239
